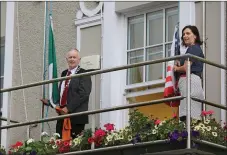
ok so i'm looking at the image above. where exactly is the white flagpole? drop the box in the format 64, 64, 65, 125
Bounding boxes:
41, 1, 48, 133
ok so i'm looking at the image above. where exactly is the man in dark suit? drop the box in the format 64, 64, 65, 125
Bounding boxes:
41, 48, 92, 139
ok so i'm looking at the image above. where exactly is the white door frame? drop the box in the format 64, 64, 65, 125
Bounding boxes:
1, 1, 15, 148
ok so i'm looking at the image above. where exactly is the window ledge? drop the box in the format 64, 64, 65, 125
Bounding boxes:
75, 14, 102, 26
125, 79, 165, 91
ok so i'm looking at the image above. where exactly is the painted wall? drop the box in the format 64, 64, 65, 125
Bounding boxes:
195, 1, 223, 121
204, 2, 222, 121
9, 1, 79, 144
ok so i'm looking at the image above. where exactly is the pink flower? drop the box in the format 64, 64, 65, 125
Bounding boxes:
201, 111, 207, 116
88, 137, 94, 144
224, 125, 227, 130
224, 136, 227, 141
63, 141, 70, 147
201, 110, 214, 116
94, 129, 106, 137
155, 119, 161, 125
56, 140, 62, 146
104, 123, 115, 131
206, 110, 214, 115
11, 141, 23, 148
172, 113, 177, 118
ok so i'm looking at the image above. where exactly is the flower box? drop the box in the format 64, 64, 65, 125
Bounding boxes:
63, 141, 226, 155
2, 110, 226, 155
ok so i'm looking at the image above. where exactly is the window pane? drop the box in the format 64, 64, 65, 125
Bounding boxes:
166, 7, 178, 42
1, 45, 4, 76
127, 50, 144, 84
164, 43, 172, 77
165, 43, 172, 57
0, 77, 3, 88
128, 15, 144, 50
147, 10, 163, 46
146, 46, 163, 81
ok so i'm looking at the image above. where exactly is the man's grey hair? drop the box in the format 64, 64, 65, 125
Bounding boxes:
66, 48, 80, 58
69, 48, 79, 53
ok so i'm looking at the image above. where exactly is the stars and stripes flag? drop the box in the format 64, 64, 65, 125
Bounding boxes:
164, 24, 181, 107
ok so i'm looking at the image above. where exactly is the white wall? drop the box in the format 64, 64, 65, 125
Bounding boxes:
101, 2, 128, 129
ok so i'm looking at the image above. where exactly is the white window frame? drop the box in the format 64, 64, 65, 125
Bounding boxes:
0, 38, 5, 108
125, 3, 178, 91
1, 1, 15, 148
75, 15, 102, 51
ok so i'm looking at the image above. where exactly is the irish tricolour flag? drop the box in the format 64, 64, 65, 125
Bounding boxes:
48, 15, 59, 108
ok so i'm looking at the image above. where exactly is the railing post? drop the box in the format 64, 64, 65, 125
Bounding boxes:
6, 91, 12, 150
91, 75, 96, 150
186, 57, 191, 149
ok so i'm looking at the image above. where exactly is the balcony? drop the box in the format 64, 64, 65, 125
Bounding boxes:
0, 54, 226, 155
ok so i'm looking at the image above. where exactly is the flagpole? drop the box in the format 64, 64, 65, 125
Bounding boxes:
45, 0, 52, 120
42, 1, 48, 133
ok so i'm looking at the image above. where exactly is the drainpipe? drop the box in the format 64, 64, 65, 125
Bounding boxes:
220, 1, 226, 125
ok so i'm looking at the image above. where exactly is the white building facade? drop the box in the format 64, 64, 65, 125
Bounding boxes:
0, 1, 226, 148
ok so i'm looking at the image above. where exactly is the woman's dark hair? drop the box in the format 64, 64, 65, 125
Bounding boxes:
181, 25, 203, 46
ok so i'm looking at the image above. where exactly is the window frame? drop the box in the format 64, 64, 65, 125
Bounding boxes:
0, 36, 5, 108
125, 3, 178, 87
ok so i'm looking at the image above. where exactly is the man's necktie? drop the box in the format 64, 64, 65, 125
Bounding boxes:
60, 70, 71, 106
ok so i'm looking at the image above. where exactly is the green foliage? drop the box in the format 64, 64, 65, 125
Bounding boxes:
128, 109, 149, 135
4, 110, 227, 154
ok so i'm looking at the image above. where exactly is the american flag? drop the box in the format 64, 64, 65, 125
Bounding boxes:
164, 23, 181, 107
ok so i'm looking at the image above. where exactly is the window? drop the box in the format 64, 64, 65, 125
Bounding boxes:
127, 6, 178, 85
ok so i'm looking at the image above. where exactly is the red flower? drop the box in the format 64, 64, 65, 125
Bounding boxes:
104, 123, 115, 131
201, 110, 214, 116
224, 125, 227, 130
63, 141, 70, 147
56, 140, 62, 146
206, 110, 214, 115
224, 137, 227, 141
155, 119, 161, 125
172, 113, 177, 118
11, 141, 23, 148
88, 137, 94, 144
94, 129, 106, 137
201, 111, 207, 116
8, 151, 12, 154
58, 144, 70, 153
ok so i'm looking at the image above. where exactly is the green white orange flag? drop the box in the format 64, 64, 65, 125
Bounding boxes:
48, 15, 59, 108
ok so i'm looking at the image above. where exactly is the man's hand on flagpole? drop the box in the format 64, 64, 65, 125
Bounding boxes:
55, 106, 68, 115
55, 106, 62, 115
61, 107, 69, 114
40, 99, 49, 106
